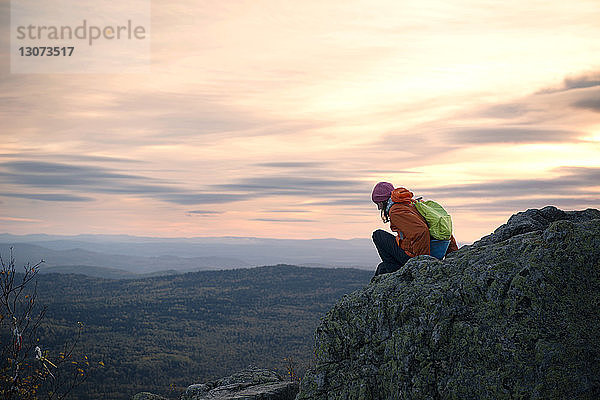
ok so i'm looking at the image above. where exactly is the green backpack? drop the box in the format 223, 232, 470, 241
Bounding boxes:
413, 199, 453, 240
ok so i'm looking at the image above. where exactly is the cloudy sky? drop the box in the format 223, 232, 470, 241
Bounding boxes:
1, 0, 599, 242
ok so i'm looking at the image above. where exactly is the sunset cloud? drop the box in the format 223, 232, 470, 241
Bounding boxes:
1, 192, 94, 202
186, 210, 224, 216
444, 128, 582, 145
421, 167, 600, 198
573, 94, 600, 113
1, 0, 600, 242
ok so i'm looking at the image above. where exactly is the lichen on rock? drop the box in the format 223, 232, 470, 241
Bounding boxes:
297, 207, 600, 400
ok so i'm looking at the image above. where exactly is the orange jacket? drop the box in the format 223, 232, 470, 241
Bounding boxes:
389, 188, 458, 257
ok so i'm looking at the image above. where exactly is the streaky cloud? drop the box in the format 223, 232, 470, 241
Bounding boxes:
158, 193, 257, 205
0, 160, 242, 205
263, 209, 312, 213
445, 127, 580, 144
0, 153, 141, 163
211, 176, 370, 197
307, 198, 370, 207
0, 160, 142, 178
255, 162, 327, 168
1, 192, 94, 202
477, 103, 530, 119
563, 74, 600, 91
538, 72, 600, 93
419, 167, 600, 198
0, 159, 374, 206
449, 197, 600, 213
572, 94, 600, 113
186, 210, 224, 216
251, 218, 316, 223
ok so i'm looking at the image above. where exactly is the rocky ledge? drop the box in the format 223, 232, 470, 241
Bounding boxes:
132, 366, 298, 400
297, 206, 600, 399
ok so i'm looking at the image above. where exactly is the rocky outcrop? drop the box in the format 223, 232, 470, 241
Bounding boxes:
474, 206, 600, 246
132, 366, 298, 400
181, 366, 298, 400
297, 207, 600, 399
131, 393, 168, 400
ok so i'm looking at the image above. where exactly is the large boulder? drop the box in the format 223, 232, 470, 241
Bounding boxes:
131, 393, 168, 400
297, 207, 600, 400
474, 206, 600, 246
131, 366, 298, 400
180, 366, 298, 400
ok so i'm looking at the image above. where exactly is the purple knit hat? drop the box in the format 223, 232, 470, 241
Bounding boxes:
371, 182, 394, 203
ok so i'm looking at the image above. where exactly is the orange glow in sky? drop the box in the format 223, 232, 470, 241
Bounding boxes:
1, 0, 600, 242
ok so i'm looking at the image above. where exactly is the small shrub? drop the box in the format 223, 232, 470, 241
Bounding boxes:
0, 248, 92, 399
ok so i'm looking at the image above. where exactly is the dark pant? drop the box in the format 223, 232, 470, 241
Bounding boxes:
372, 229, 411, 276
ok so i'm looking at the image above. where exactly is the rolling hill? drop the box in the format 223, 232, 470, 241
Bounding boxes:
29, 265, 372, 399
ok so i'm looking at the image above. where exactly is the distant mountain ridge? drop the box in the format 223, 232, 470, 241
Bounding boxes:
0, 242, 249, 275
0, 233, 381, 272
39, 265, 184, 280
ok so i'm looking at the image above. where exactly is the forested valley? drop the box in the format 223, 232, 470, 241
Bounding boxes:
32, 265, 371, 399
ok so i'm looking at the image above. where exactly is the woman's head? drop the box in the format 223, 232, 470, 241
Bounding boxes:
371, 182, 394, 204
372, 182, 394, 222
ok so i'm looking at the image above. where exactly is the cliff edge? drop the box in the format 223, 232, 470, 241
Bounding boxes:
133, 366, 298, 400
297, 206, 600, 399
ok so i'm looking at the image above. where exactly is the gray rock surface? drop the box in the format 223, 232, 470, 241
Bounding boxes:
131, 367, 298, 400
474, 206, 600, 246
297, 207, 600, 400
180, 366, 298, 400
131, 393, 168, 400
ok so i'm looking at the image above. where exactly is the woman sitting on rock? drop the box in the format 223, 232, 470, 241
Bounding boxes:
371, 182, 458, 277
